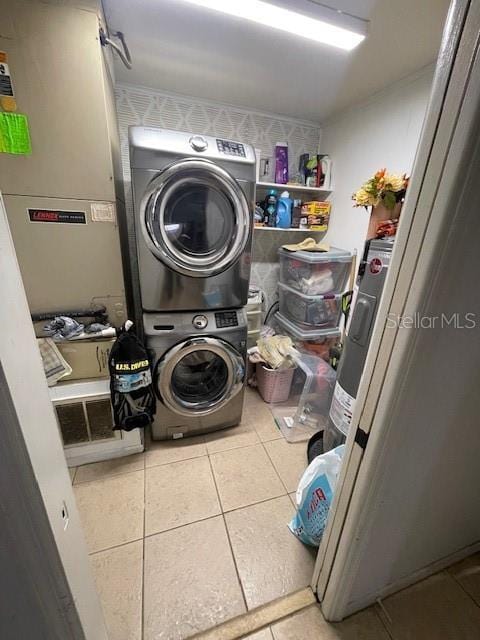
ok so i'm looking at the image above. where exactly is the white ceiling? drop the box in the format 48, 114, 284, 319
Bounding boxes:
104, 0, 451, 123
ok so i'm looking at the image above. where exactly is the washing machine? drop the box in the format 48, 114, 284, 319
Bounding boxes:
143, 308, 247, 439
130, 127, 256, 312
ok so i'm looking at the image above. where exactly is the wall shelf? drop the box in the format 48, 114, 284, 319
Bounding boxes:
254, 226, 325, 232
256, 181, 332, 195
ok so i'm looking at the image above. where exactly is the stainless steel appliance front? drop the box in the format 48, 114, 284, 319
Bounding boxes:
130, 127, 256, 312
144, 309, 247, 439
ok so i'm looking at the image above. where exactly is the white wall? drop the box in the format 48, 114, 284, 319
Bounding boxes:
322, 66, 435, 259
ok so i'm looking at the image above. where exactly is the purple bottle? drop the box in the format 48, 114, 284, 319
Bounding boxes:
275, 143, 289, 184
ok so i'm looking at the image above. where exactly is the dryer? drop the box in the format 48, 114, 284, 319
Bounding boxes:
144, 309, 247, 439
130, 127, 256, 312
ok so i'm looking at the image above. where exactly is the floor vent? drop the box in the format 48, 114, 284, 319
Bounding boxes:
55, 398, 118, 447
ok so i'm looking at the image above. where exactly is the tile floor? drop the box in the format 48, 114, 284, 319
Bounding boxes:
237, 558, 480, 640
72, 387, 313, 640
71, 387, 480, 640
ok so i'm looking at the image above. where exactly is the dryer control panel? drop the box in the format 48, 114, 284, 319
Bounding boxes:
216, 138, 246, 157
215, 311, 238, 328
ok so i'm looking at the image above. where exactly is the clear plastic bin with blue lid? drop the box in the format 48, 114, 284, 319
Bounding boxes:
279, 246, 353, 296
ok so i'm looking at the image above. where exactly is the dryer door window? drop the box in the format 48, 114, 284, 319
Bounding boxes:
164, 184, 235, 258
156, 337, 245, 417
142, 158, 251, 278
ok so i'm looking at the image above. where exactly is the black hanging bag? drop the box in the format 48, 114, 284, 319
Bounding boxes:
109, 326, 156, 431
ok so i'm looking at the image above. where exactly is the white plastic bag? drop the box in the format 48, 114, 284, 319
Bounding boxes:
288, 445, 345, 546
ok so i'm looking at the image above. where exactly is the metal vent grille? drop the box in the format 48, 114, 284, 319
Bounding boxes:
86, 399, 114, 441
56, 403, 89, 445
55, 398, 117, 447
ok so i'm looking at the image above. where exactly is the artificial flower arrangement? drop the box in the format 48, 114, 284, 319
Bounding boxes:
352, 169, 408, 210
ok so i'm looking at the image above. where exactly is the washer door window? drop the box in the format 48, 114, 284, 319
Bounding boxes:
142, 158, 251, 277
157, 337, 244, 417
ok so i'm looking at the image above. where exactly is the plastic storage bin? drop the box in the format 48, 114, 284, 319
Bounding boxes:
269, 351, 336, 442
275, 312, 340, 362
278, 282, 342, 329
278, 247, 353, 295
247, 329, 261, 349
246, 289, 262, 333
247, 309, 262, 332
256, 364, 296, 403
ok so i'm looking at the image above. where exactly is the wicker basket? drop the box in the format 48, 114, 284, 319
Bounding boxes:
256, 364, 295, 403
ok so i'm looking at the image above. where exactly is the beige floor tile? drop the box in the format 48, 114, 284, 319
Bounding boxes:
69, 467, 76, 482
205, 422, 260, 453
244, 386, 266, 408
144, 516, 246, 640
90, 540, 143, 640
333, 607, 391, 639
245, 629, 274, 640
145, 456, 220, 536
74, 453, 144, 484
225, 496, 316, 609
245, 405, 283, 442
210, 444, 285, 512
289, 492, 297, 507
271, 604, 389, 640
74, 470, 144, 553
264, 439, 307, 493
145, 434, 207, 468
448, 552, 480, 606
379, 571, 480, 639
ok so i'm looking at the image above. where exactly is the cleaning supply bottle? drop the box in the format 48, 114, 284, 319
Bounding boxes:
276, 191, 293, 228
264, 189, 278, 227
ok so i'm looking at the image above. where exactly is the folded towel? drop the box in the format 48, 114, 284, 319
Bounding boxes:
282, 237, 330, 252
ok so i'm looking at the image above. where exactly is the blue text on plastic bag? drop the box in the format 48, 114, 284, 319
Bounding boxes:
289, 445, 344, 546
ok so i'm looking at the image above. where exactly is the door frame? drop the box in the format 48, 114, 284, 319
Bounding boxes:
312, 0, 480, 619
0, 192, 108, 639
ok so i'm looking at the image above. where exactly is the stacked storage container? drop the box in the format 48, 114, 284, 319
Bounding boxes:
246, 289, 263, 348
275, 247, 353, 359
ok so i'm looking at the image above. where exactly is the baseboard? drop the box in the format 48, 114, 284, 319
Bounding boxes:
340, 540, 480, 617
65, 441, 143, 467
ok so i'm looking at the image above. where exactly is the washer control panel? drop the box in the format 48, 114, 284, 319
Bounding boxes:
192, 314, 208, 329
215, 311, 238, 328
216, 138, 246, 157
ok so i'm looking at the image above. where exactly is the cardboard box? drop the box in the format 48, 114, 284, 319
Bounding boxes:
302, 201, 331, 231
57, 339, 115, 381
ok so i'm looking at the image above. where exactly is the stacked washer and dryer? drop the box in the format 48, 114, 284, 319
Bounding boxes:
129, 127, 256, 440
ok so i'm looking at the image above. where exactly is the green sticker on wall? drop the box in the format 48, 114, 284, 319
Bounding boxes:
0, 112, 32, 155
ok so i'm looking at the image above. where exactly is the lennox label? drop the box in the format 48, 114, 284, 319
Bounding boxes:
28, 209, 86, 224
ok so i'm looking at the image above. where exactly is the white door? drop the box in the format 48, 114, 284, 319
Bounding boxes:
314, 0, 480, 620
0, 192, 108, 638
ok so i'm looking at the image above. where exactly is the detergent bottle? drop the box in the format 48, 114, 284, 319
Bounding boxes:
276, 191, 293, 228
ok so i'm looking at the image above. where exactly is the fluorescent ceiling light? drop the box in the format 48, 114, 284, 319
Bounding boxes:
180, 0, 366, 51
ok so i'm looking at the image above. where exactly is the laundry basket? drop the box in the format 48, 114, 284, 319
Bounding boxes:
256, 364, 295, 403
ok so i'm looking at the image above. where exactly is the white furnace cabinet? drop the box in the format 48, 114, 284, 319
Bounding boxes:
0, 0, 139, 463
0, 0, 127, 324
0, 0, 119, 202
